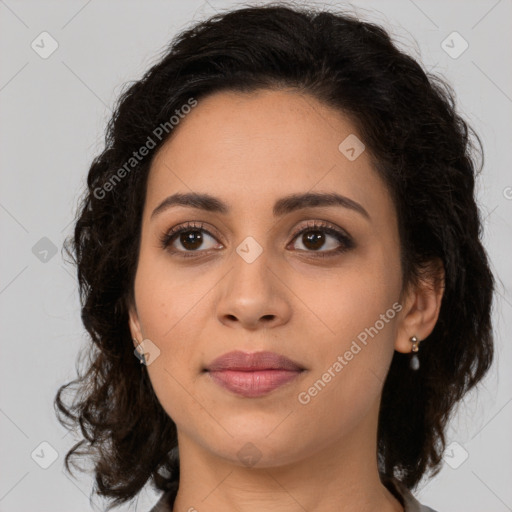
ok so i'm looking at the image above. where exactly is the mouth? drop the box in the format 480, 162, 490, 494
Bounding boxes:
204, 350, 306, 398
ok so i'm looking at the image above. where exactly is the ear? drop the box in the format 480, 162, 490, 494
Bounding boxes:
127, 297, 144, 349
394, 258, 445, 354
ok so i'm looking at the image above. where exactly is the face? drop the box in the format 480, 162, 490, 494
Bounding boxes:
129, 88, 410, 468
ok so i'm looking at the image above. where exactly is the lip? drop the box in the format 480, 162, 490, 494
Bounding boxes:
205, 350, 305, 372
204, 351, 305, 398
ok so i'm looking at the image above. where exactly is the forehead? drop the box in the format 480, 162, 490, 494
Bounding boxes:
145, 89, 393, 224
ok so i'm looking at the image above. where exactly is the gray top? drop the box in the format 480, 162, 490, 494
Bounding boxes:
148, 477, 438, 511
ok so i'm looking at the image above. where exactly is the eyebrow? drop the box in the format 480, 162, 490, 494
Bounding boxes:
150, 191, 370, 221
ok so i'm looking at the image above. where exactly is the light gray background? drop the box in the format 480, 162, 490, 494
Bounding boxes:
1, 0, 511, 511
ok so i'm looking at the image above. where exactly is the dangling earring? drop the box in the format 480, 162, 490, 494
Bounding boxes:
134, 338, 146, 366
410, 336, 421, 370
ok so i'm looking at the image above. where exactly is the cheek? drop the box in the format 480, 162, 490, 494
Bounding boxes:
292, 295, 399, 445
295, 248, 401, 405
133, 245, 213, 340
298, 247, 401, 346
132, 252, 214, 414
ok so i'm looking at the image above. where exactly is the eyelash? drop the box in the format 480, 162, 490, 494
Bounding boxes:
159, 220, 355, 259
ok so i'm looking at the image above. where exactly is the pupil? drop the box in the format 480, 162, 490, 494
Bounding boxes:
304, 231, 324, 250
181, 231, 203, 250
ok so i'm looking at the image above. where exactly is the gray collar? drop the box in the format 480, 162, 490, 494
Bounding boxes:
385, 477, 439, 512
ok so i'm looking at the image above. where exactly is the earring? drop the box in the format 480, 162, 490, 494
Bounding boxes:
410, 336, 420, 370
134, 338, 146, 365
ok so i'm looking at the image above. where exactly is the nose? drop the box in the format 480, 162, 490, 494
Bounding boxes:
215, 250, 292, 331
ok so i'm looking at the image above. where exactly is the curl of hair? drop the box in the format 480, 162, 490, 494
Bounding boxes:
55, 2, 494, 508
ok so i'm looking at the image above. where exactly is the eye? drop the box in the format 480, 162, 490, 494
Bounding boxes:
159, 221, 222, 257
159, 220, 354, 259
288, 220, 354, 258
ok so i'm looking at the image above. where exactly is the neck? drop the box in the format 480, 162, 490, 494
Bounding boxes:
171, 397, 403, 512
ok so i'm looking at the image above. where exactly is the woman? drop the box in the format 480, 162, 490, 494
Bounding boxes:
55, 4, 494, 512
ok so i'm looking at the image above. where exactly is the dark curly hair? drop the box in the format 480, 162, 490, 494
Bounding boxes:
55, 2, 495, 510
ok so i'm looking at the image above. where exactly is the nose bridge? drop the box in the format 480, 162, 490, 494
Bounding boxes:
229, 231, 273, 296
229, 204, 285, 279
220, 203, 278, 268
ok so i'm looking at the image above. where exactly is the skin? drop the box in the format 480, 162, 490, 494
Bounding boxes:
128, 89, 444, 512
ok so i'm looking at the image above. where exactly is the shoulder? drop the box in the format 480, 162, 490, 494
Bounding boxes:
148, 483, 178, 512
386, 477, 440, 512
